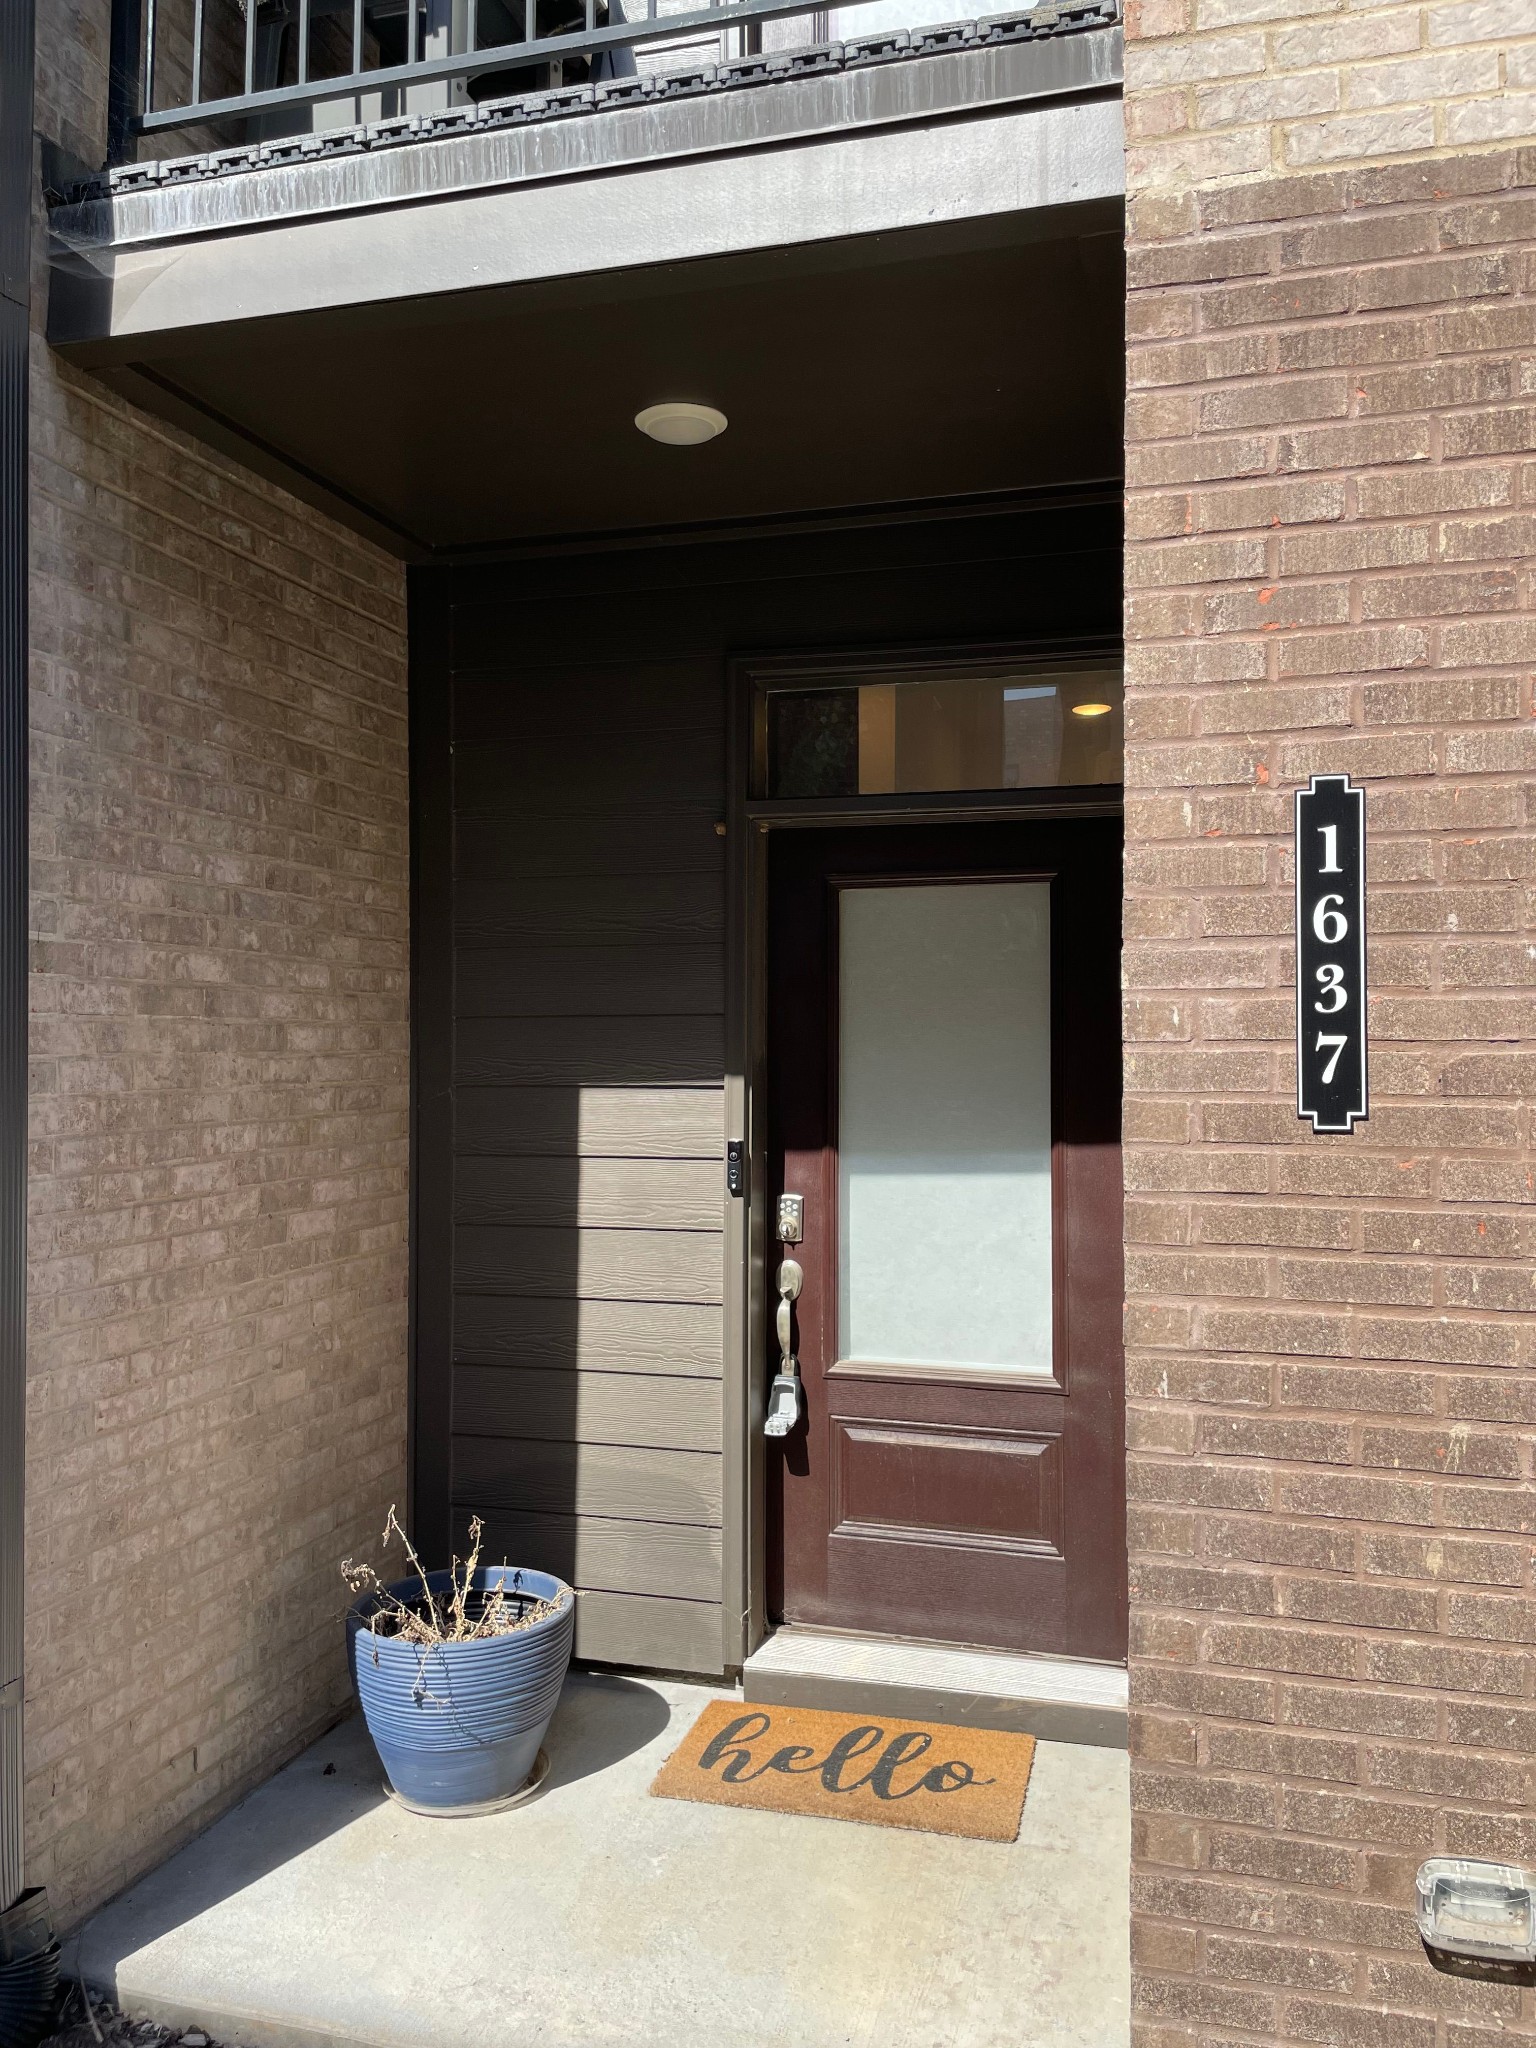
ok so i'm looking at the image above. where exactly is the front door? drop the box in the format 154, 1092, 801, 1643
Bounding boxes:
766, 815, 1125, 1662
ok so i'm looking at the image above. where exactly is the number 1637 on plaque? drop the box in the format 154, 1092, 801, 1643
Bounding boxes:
1295, 773, 1367, 1134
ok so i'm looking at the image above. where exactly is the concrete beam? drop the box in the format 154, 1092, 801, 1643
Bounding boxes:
49, 34, 1122, 358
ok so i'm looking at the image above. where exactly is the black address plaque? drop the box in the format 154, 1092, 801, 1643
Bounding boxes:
1295, 773, 1368, 1133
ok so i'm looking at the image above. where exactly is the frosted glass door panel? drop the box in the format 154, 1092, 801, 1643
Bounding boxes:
837, 881, 1053, 1374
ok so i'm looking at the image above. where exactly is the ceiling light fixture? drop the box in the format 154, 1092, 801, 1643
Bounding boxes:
1072, 701, 1114, 719
635, 402, 728, 446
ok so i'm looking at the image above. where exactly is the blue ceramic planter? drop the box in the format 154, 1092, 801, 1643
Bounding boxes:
347, 1566, 575, 1814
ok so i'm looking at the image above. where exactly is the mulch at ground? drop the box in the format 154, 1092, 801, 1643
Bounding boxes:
40, 1986, 227, 2048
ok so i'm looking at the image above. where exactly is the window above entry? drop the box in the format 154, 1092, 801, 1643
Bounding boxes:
761, 660, 1125, 801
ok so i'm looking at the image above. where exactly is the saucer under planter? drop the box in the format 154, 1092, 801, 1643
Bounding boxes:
384, 1745, 552, 1818
347, 1565, 575, 1814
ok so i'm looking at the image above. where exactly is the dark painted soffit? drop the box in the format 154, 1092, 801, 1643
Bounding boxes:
51, 0, 1119, 244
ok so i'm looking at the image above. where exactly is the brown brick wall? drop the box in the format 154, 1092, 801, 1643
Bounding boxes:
1126, 0, 1536, 188
25, 0, 411, 1923
1123, 114, 1536, 2048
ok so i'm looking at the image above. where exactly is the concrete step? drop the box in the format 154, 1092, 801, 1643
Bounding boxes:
743, 1627, 1129, 1749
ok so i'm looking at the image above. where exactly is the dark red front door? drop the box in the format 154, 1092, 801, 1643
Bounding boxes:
766, 816, 1126, 1661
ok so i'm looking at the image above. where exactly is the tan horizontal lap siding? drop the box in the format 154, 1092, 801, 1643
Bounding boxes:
455, 1224, 722, 1300
447, 650, 727, 1669
455, 1155, 722, 1230
453, 1296, 724, 1374
454, 1366, 723, 1451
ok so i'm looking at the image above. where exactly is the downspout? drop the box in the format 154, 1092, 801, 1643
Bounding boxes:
0, 0, 32, 1933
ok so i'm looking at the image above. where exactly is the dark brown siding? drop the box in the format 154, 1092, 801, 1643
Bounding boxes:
415, 499, 1121, 1672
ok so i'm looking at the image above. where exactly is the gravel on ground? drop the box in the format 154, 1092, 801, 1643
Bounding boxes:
39, 1985, 225, 2048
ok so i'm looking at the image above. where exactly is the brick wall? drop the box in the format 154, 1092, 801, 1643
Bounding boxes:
1124, 8, 1536, 2035
1126, 0, 1536, 187
25, 0, 410, 1923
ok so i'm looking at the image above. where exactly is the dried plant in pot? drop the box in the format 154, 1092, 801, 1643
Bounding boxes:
344, 1510, 576, 1816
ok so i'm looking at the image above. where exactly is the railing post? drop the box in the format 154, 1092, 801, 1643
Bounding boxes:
106, 0, 145, 166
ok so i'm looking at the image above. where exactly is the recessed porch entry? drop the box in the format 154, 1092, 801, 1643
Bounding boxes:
409, 501, 1127, 1693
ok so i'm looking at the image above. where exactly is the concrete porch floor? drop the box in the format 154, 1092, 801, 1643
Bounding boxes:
68, 1672, 1131, 2048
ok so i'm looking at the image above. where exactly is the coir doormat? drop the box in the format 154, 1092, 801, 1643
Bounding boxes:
650, 1700, 1035, 1842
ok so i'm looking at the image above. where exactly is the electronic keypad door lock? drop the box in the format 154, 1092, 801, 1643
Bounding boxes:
765, 1253, 804, 1438
776, 1193, 804, 1245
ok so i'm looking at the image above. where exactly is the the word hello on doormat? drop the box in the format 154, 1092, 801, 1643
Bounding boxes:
651, 1701, 1036, 1841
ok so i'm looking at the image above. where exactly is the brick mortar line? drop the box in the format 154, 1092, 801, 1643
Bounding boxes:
37, 371, 405, 590
1150, 1213, 1536, 1230
28, 802, 411, 867
29, 766, 409, 845
1127, 1290, 1536, 1314
1129, 326, 1534, 357
1129, 382, 1536, 406
29, 493, 406, 661
1133, 1629, 1536, 1655
1132, 1700, 1536, 1732
32, 744, 412, 813
1127, 145, 1536, 196
1129, 524, 1536, 544
26, 563, 408, 691
1132, 1570, 1536, 1596
1126, 227, 1536, 267
1127, 1391, 1506, 1417
1129, 1238, 1536, 1253
1122, 674, 1529, 695
29, 697, 413, 773
26, 558, 405, 701
1130, 1574, 1536, 1603
1129, 1765, 1536, 1812
1133, 62, 1536, 106
29, 652, 409, 741
1130, 185, 1536, 244
28, 1220, 411, 1266
1129, 1449, 1536, 1481
1125, 299, 1536, 333
1131, 1330, 1536, 1355
1132, 1725, 1536, 1751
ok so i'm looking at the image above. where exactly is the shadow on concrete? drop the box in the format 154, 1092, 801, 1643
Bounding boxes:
543, 1671, 676, 1792
67, 1715, 388, 2004
70, 1670, 681, 2009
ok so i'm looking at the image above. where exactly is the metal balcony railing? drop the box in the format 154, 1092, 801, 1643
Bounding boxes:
104, 0, 1115, 164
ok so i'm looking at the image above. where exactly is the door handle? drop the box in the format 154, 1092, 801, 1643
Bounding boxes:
765, 1245, 805, 1438
775, 1256, 801, 1358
